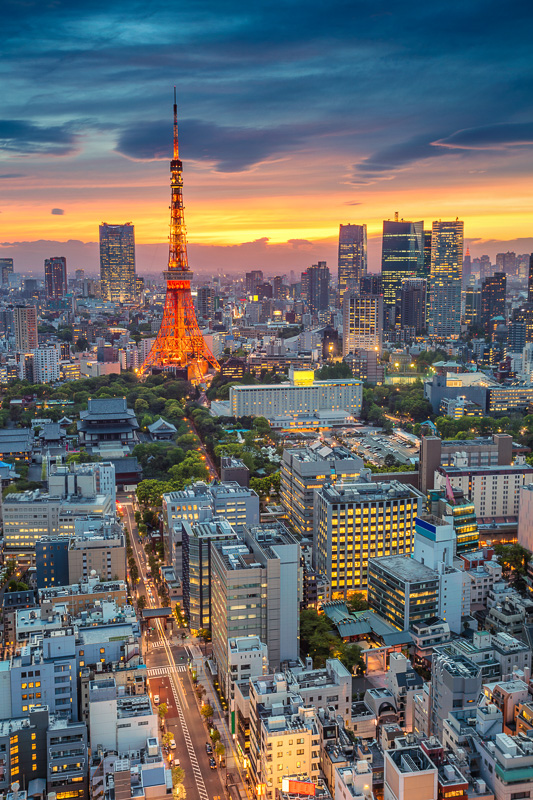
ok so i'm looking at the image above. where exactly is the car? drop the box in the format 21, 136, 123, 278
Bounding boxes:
206, 743, 213, 754
209, 758, 217, 769
153, 695, 160, 705
170, 739, 176, 750
173, 759, 180, 768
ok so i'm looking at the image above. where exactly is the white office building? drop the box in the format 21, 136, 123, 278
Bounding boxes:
230, 369, 363, 421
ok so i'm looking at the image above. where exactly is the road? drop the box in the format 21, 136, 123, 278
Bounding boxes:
185, 418, 219, 480
122, 498, 238, 800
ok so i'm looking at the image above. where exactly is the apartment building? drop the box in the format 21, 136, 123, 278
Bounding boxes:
383, 746, 437, 800
314, 481, 424, 597
88, 678, 157, 752
430, 653, 481, 739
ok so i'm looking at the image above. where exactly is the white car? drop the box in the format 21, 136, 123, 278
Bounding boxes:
153, 694, 160, 705
170, 739, 176, 750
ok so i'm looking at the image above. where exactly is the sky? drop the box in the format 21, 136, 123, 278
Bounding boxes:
1, 0, 533, 277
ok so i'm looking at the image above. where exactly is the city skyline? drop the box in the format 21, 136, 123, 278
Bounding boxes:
1, 0, 533, 275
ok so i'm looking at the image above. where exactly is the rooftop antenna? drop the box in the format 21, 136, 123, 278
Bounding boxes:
173, 86, 179, 159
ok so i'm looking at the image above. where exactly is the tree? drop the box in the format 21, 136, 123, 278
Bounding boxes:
384, 454, 396, 468
75, 336, 89, 352
163, 732, 174, 747
335, 642, 366, 674
346, 592, 369, 613
135, 398, 150, 417
158, 703, 168, 723
174, 602, 185, 627
300, 608, 338, 667
210, 728, 221, 742
137, 595, 146, 610
215, 742, 226, 760
200, 703, 214, 722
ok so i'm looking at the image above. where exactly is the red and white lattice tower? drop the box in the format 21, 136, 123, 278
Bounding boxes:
139, 91, 220, 383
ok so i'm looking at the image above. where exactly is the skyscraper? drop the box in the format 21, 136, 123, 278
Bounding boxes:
528, 254, 533, 303
99, 223, 136, 302
423, 230, 432, 279
342, 292, 383, 355
44, 257, 67, 299
360, 273, 382, 295
381, 217, 424, 328
400, 278, 427, 334
306, 261, 330, 313
245, 270, 263, 295
462, 247, 472, 287
338, 224, 367, 297
0, 258, 13, 286
428, 220, 464, 340
481, 271, 506, 334
197, 285, 215, 321
13, 305, 38, 351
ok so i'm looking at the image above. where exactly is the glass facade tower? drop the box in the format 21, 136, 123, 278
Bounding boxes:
99, 223, 136, 302
381, 219, 424, 328
338, 224, 367, 297
428, 220, 464, 340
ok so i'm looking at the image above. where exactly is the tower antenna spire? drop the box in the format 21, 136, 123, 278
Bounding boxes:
173, 86, 179, 159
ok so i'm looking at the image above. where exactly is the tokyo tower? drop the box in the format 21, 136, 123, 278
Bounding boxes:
139, 91, 220, 383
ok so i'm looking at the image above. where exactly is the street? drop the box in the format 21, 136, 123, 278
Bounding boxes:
121, 498, 244, 800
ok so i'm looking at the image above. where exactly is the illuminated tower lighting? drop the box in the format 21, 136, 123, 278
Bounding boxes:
139, 90, 220, 383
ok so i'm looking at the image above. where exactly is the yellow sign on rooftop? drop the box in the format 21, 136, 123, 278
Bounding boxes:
292, 370, 314, 386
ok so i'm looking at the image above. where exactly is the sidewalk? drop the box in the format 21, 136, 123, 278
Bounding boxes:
192, 653, 251, 800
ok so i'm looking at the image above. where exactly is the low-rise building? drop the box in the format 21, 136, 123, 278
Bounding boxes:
88, 678, 157, 752
383, 745, 438, 800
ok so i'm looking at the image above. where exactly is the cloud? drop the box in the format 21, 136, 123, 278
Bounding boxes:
433, 122, 533, 151
115, 118, 319, 172
0, 120, 78, 156
51, 208, 64, 215
353, 133, 448, 180
344, 201, 362, 206
0, 173, 25, 179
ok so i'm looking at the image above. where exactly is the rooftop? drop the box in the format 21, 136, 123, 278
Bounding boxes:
319, 480, 421, 504
368, 555, 439, 583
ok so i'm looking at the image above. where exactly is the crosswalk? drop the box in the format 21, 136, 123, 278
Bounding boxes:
147, 640, 165, 650
148, 665, 187, 676
165, 667, 209, 800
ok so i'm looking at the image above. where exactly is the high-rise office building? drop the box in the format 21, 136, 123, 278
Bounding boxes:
314, 480, 424, 598
197, 285, 214, 321
99, 223, 136, 302
528, 254, 533, 303
245, 270, 263, 295
462, 247, 472, 287
428, 220, 464, 340
272, 275, 286, 299
338, 224, 367, 297
0, 258, 14, 286
496, 251, 517, 277
211, 522, 299, 682
481, 271, 506, 334
75, 269, 85, 283
13, 305, 38, 351
400, 278, 427, 333
381, 217, 424, 328
360, 273, 382, 295
306, 261, 330, 312
342, 292, 383, 355
423, 230, 432, 278
464, 286, 481, 328
44, 257, 67, 299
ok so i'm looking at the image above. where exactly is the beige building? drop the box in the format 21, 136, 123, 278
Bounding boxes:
384, 746, 437, 800
342, 292, 383, 356
250, 705, 321, 800
13, 305, 38, 350
434, 460, 533, 519
68, 517, 126, 583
